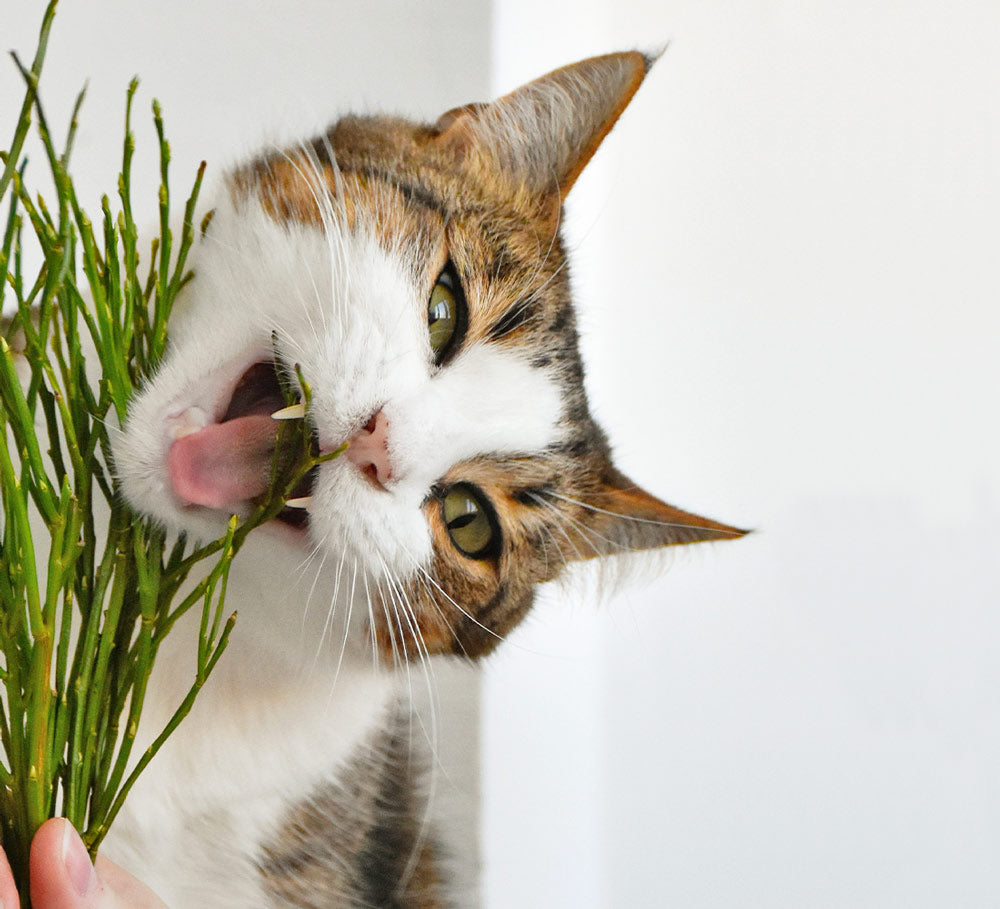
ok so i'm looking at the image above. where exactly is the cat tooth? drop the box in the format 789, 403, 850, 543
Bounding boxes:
271, 403, 306, 420
284, 496, 313, 509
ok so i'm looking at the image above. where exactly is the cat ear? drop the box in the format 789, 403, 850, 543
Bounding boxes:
436, 50, 656, 200
559, 466, 747, 562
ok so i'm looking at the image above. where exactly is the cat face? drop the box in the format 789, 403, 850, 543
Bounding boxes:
114, 52, 743, 660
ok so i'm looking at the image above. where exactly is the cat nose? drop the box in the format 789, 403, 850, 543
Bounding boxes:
345, 409, 392, 488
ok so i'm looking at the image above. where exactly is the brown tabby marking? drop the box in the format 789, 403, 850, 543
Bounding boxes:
232, 52, 746, 663
258, 706, 444, 908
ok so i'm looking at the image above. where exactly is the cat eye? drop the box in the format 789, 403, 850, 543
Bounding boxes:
442, 484, 500, 559
427, 262, 466, 364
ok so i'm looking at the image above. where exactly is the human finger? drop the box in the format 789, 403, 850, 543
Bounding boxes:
0, 842, 21, 908
29, 818, 166, 908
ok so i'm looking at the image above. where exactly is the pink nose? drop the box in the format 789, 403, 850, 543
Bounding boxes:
345, 410, 392, 488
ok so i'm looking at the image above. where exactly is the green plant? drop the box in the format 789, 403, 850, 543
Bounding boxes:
0, 5, 335, 903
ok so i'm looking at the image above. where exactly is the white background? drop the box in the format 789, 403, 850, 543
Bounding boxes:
5, 2, 1000, 907
485, 2, 1000, 907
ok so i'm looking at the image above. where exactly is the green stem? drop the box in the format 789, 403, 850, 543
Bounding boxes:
84, 613, 237, 855
0, 0, 58, 201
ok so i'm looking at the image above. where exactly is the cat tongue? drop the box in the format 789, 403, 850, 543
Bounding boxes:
167, 415, 278, 509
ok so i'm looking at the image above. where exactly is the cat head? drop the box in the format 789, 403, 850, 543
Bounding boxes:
115, 51, 744, 661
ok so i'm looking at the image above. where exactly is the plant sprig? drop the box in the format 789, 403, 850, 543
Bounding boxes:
0, 5, 335, 904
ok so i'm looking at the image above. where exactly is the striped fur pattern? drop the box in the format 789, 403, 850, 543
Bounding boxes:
229, 51, 742, 660
258, 704, 443, 909
107, 52, 744, 905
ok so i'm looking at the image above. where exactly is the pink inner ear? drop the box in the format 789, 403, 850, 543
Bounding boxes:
167, 415, 277, 509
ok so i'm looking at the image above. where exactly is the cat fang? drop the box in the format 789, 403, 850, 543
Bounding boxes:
164, 354, 359, 536
107, 51, 746, 907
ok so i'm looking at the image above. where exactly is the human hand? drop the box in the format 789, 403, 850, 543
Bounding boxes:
0, 818, 166, 908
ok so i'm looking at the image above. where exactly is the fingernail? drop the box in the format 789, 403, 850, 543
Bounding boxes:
61, 821, 97, 897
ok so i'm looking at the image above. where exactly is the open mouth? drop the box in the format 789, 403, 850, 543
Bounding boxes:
166, 359, 317, 533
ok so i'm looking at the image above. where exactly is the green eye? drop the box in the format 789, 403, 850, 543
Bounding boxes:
427, 264, 466, 363
428, 281, 456, 356
442, 484, 499, 559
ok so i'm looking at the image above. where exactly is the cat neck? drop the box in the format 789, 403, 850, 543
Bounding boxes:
134, 528, 403, 796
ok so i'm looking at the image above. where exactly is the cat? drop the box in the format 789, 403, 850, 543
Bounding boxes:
106, 50, 745, 907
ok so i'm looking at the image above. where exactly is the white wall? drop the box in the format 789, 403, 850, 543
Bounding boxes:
485, 1, 1000, 907
4, 0, 492, 231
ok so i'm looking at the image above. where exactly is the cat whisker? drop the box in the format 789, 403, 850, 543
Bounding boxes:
296, 533, 328, 588
371, 557, 444, 900
531, 492, 620, 557
409, 567, 473, 661
300, 547, 331, 670
517, 254, 570, 315
534, 519, 564, 575
327, 554, 357, 693
405, 552, 567, 658
529, 493, 595, 560
315, 133, 349, 221
282, 144, 344, 337
291, 144, 359, 351
304, 540, 336, 672
377, 569, 437, 841
376, 560, 437, 730
405, 557, 506, 649
403, 556, 551, 658
390, 598, 415, 710
362, 565, 381, 672
512, 199, 563, 303
380, 566, 414, 677
361, 572, 400, 669
544, 488, 746, 535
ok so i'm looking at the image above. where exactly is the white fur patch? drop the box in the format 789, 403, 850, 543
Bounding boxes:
115, 189, 564, 583
108, 182, 564, 903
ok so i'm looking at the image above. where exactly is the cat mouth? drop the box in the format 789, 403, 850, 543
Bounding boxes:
166, 359, 315, 534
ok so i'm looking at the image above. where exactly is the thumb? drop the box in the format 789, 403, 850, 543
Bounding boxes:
29, 818, 166, 908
